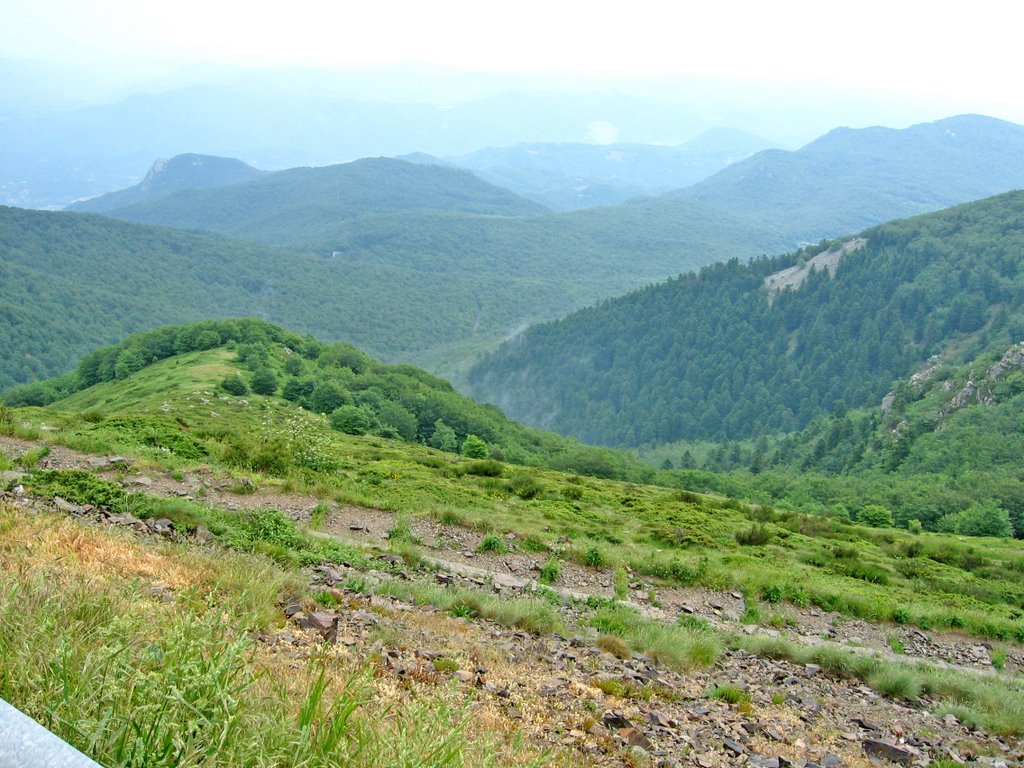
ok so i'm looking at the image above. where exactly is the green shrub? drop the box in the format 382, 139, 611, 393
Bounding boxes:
506, 472, 542, 500
539, 557, 561, 585
27, 470, 128, 509
221, 373, 250, 396
858, 505, 894, 528
735, 523, 773, 546
465, 460, 504, 477
582, 546, 605, 568
761, 584, 783, 604
460, 434, 488, 459
561, 485, 584, 500
476, 534, 507, 554
329, 405, 377, 436
249, 368, 278, 396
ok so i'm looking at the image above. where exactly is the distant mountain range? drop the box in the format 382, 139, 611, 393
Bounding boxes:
655, 114, 1024, 243
468, 190, 1024, 447
7, 115, 1024, 395
418, 128, 780, 210
85, 157, 548, 246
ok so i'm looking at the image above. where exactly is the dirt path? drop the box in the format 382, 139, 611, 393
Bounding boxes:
2, 434, 1021, 678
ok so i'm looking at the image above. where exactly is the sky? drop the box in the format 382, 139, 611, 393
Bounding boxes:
3, 0, 1024, 124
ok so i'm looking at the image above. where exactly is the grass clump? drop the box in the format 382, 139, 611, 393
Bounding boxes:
465, 460, 504, 477
590, 604, 720, 672
707, 684, 750, 704
990, 647, 1008, 671
309, 502, 330, 531
476, 533, 508, 554
596, 634, 631, 659
506, 472, 543, 500
613, 565, 629, 600
734, 523, 772, 546
386, 511, 417, 544
539, 557, 561, 585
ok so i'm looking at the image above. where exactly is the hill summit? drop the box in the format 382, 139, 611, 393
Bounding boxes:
68, 153, 264, 213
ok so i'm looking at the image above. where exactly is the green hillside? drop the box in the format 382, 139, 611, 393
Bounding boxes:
5, 319, 1024, 644
67, 153, 264, 213
3, 318, 648, 480
659, 114, 1024, 243
0, 192, 780, 392
645, 341, 1024, 539
468, 190, 1024, 446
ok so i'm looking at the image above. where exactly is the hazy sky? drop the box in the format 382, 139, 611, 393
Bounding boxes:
4, 0, 1024, 122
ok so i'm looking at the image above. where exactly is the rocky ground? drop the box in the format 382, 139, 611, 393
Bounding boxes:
2, 435, 1023, 767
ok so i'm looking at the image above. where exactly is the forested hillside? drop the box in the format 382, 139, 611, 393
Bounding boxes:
2, 318, 647, 480
67, 153, 263, 212
469, 190, 1024, 446
0, 198, 775, 393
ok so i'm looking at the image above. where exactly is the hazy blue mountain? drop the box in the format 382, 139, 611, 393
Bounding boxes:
2, 61, 954, 209
656, 114, 1024, 244
441, 129, 778, 210
67, 154, 263, 212
99, 157, 548, 246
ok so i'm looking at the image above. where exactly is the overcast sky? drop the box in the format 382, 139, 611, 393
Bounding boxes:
4, 0, 1024, 123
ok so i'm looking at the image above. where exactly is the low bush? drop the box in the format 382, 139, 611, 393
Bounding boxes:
735, 524, 773, 546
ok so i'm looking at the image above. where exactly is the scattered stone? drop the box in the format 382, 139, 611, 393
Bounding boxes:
820, 753, 844, 767
862, 739, 914, 765
723, 738, 746, 756
748, 757, 780, 768
193, 525, 215, 543
602, 711, 632, 730
106, 512, 141, 526
150, 518, 174, 536
52, 496, 81, 514
127, 476, 153, 487
0, 470, 26, 486
620, 727, 653, 751
851, 717, 881, 732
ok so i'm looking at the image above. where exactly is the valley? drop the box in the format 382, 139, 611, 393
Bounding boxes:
3, 34, 1024, 766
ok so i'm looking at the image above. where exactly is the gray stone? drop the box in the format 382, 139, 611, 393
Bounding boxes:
52, 497, 82, 514
106, 512, 140, 526
862, 739, 914, 764
602, 711, 632, 730
723, 738, 746, 756
0, 470, 26, 487
151, 518, 174, 535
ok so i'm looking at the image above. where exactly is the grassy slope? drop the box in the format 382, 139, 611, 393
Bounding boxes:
8, 345, 1024, 645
